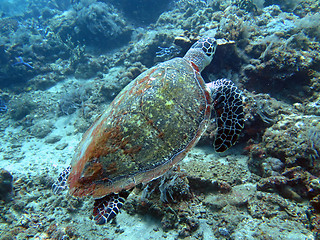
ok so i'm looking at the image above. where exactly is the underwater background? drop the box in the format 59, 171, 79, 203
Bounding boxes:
0, 0, 320, 239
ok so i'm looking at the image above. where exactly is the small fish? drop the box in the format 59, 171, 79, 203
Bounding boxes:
11, 56, 34, 69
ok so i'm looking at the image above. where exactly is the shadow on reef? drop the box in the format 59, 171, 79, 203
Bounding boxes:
108, 0, 172, 25
244, 66, 313, 104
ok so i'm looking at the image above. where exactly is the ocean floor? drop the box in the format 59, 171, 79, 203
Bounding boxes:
0, 77, 316, 239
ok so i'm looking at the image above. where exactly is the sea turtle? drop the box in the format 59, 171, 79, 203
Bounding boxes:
52, 36, 244, 225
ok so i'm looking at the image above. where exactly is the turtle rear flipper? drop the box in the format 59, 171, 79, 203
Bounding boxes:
208, 79, 244, 152
93, 191, 130, 225
52, 166, 71, 194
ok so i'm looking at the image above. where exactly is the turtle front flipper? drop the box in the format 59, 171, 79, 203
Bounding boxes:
52, 166, 71, 194
93, 191, 130, 225
207, 79, 244, 152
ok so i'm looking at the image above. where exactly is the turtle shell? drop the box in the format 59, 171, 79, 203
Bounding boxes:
68, 57, 211, 198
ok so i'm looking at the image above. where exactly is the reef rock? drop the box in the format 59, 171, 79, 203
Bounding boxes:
0, 168, 13, 201
262, 114, 320, 175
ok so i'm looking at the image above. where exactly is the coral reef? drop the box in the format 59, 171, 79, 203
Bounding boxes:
76, 2, 131, 48
262, 114, 320, 174
9, 96, 36, 121
58, 85, 88, 116
124, 169, 196, 234
1, 0, 320, 239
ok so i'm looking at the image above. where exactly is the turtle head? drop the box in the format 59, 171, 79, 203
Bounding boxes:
183, 37, 217, 72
